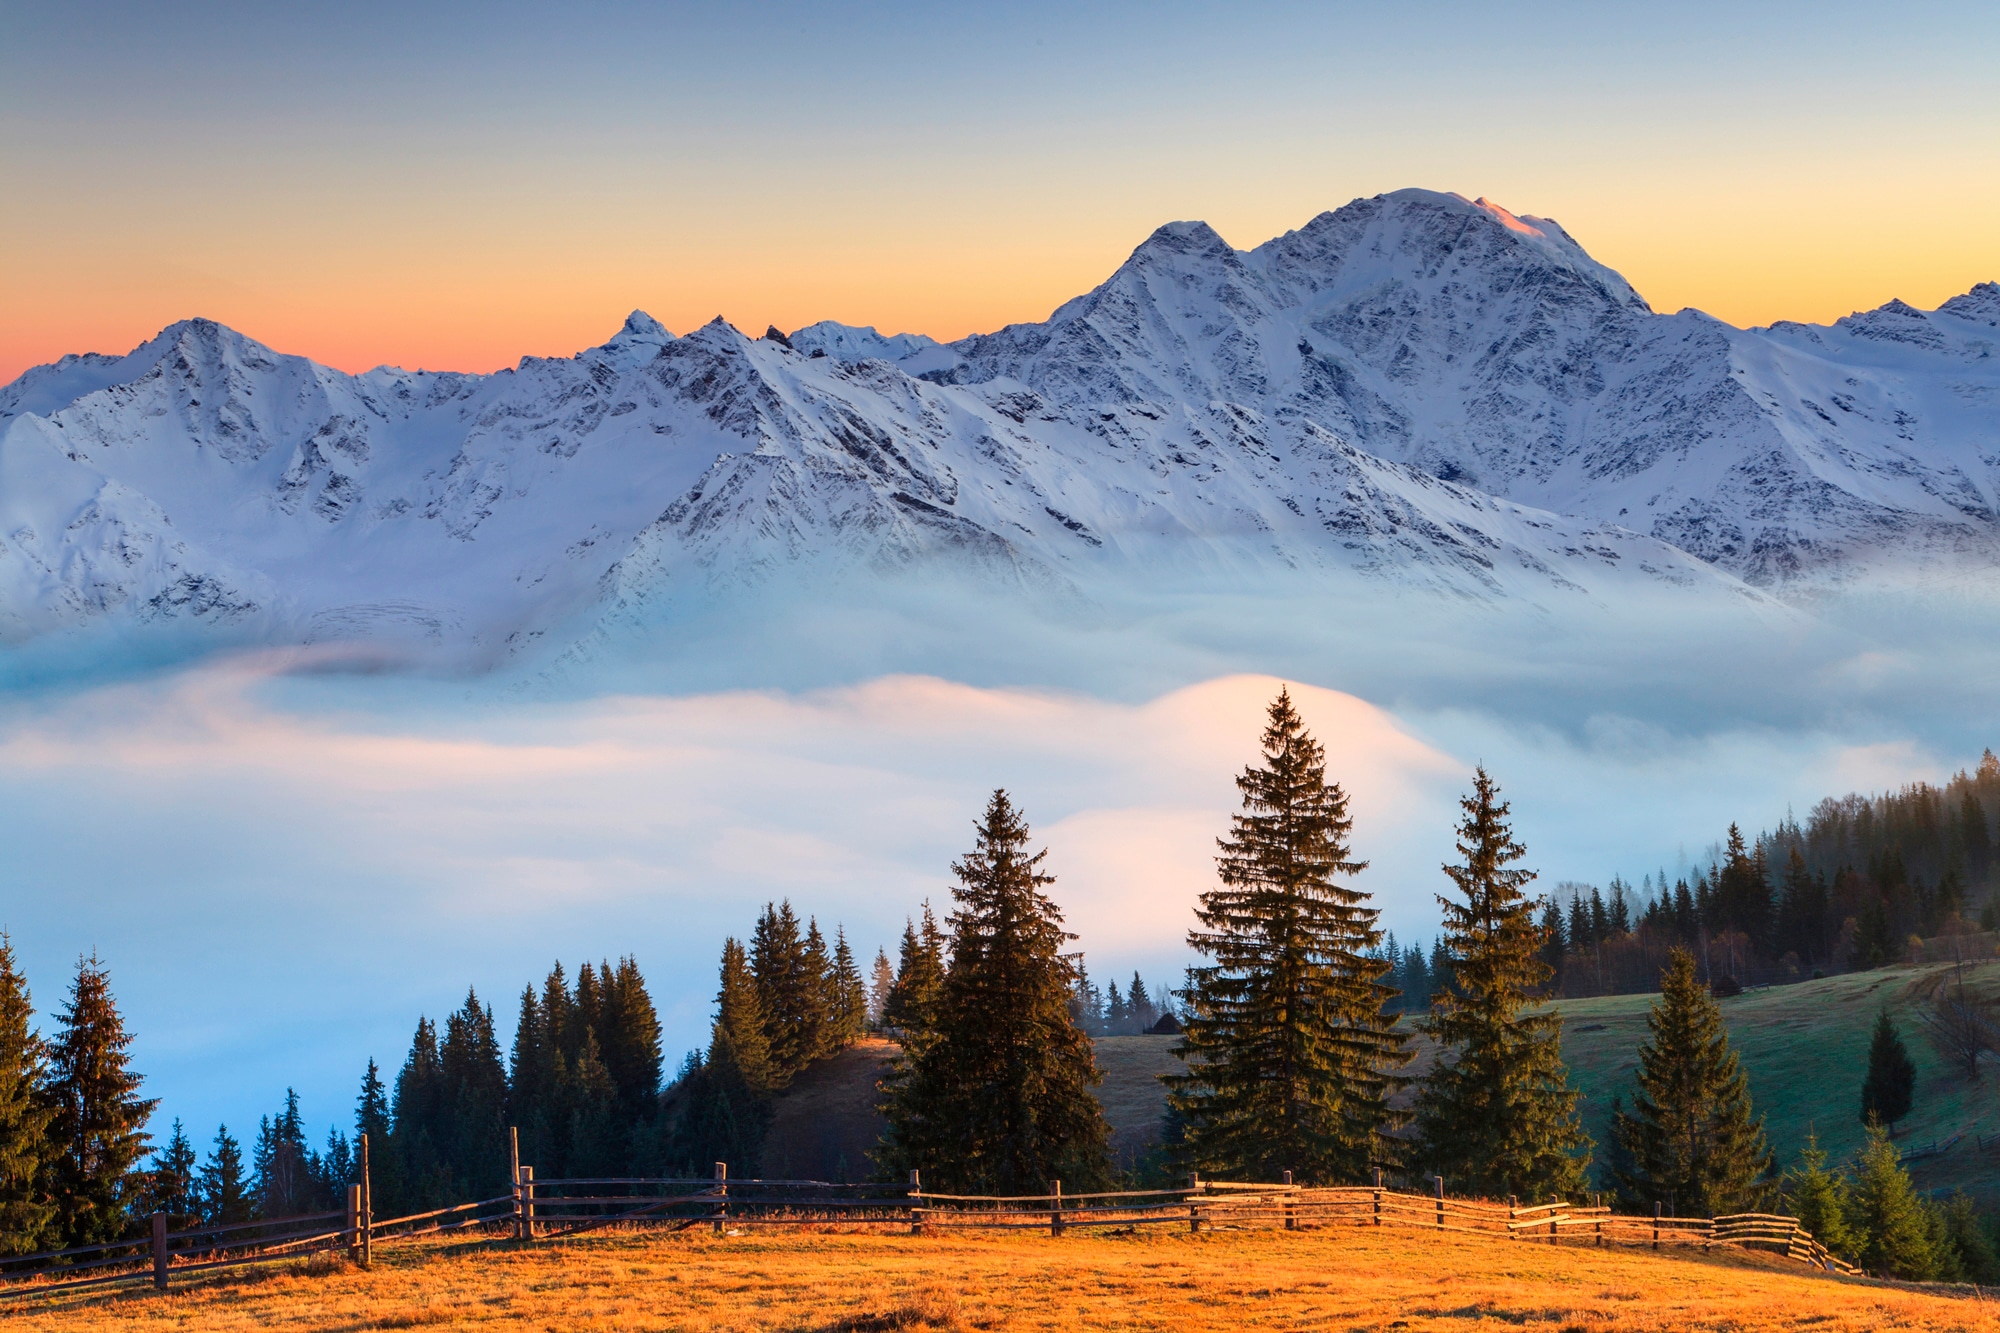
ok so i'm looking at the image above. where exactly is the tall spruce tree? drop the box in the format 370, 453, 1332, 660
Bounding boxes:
253, 1090, 314, 1217
600, 957, 663, 1125
675, 938, 773, 1174
197, 1125, 252, 1224
1166, 689, 1409, 1183
877, 790, 1111, 1192
883, 905, 946, 1034
1859, 1006, 1917, 1128
829, 929, 868, 1046
389, 1017, 449, 1210
753, 902, 826, 1081
46, 954, 157, 1245
0, 935, 53, 1254
1412, 768, 1590, 1199
1611, 947, 1773, 1215
439, 990, 509, 1199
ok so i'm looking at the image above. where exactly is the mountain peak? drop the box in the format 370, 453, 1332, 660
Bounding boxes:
1939, 281, 2000, 327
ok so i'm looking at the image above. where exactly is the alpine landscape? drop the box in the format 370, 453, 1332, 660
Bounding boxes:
3, 5, 2000, 1331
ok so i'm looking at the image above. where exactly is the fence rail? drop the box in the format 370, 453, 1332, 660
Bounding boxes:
0, 1137, 1864, 1300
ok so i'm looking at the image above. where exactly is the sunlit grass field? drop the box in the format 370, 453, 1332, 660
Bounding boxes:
3, 1224, 1991, 1332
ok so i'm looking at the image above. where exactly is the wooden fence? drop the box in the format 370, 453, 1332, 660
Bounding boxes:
0, 1138, 1859, 1299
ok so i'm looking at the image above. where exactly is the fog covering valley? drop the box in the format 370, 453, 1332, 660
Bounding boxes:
1, 188, 1997, 1142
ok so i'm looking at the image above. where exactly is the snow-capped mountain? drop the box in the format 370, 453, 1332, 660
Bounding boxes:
2, 189, 1993, 669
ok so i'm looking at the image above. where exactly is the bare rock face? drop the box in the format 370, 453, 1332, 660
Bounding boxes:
1, 188, 1994, 670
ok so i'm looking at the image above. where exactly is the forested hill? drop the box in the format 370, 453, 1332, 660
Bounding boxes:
1427, 750, 2000, 1002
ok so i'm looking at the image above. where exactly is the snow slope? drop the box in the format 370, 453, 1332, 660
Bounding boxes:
2, 190, 1992, 672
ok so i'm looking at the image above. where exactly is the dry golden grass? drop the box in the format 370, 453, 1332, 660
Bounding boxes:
4, 1224, 1995, 1332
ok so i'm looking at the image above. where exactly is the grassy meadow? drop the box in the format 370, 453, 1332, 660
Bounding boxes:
5, 1223, 1993, 1332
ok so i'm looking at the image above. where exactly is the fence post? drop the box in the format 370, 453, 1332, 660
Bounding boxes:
347, 1184, 362, 1262
1594, 1194, 1603, 1247
152, 1211, 168, 1291
908, 1168, 923, 1235
1508, 1195, 1518, 1243
1372, 1167, 1382, 1227
521, 1166, 535, 1239
1188, 1171, 1201, 1233
359, 1132, 373, 1269
1049, 1179, 1063, 1236
714, 1162, 728, 1235
1653, 1200, 1661, 1251
1283, 1170, 1295, 1231
1548, 1197, 1558, 1246
1434, 1176, 1444, 1230
510, 1125, 523, 1242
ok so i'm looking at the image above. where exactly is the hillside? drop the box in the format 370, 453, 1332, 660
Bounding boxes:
6, 1221, 1986, 1331
765, 961, 2000, 1200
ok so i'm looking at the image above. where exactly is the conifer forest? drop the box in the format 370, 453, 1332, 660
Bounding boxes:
3, 696, 1999, 1284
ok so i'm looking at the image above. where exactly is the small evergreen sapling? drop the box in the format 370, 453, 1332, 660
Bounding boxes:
1611, 947, 1773, 1216
1847, 1119, 1942, 1280
1859, 1006, 1916, 1127
1783, 1132, 1853, 1258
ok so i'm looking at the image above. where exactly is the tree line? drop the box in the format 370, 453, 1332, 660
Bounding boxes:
1534, 751, 2000, 1000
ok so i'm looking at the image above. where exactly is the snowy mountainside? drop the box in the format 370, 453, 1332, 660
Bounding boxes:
1, 188, 1992, 670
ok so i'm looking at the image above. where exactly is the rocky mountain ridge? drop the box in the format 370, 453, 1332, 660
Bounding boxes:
2, 189, 1993, 670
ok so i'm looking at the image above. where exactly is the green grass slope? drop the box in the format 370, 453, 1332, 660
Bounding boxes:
1553, 959, 2000, 1204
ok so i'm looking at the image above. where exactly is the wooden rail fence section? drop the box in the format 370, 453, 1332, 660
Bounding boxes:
0, 1138, 1858, 1298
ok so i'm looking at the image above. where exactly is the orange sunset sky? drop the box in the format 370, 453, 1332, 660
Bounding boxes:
4, 2, 1995, 382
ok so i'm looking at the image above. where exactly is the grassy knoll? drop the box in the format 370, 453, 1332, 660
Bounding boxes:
5, 1224, 1990, 1332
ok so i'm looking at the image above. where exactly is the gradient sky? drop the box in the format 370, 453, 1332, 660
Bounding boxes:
4, 0, 1997, 383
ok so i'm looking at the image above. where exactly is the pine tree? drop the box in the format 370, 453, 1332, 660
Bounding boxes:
1070, 960, 1105, 1034
877, 790, 1111, 1193
1611, 948, 1773, 1215
564, 1029, 622, 1176
884, 906, 946, 1034
674, 938, 774, 1174
0, 935, 54, 1254
439, 990, 509, 1199
254, 1089, 314, 1217
1166, 689, 1409, 1183
390, 1017, 450, 1210
1716, 824, 1772, 953
1784, 1132, 1854, 1257
1859, 1006, 1916, 1128
599, 957, 664, 1129
1847, 1119, 1942, 1279
867, 949, 896, 1028
197, 1125, 252, 1225
136, 1118, 200, 1230
1412, 768, 1591, 1200
1537, 900, 1565, 991
1128, 973, 1156, 1031
829, 930, 868, 1046
46, 954, 157, 1245
352, 1057, 393, 1211
1105, 976, 1129, 1031
753, 902, 826, 1081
